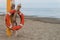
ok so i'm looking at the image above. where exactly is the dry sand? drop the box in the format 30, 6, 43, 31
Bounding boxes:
0, 16, 60, 40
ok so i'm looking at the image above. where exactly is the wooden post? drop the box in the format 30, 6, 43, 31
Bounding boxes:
7, 0, 11, 12
6, 0, 15, 37
7, 0, 15, 12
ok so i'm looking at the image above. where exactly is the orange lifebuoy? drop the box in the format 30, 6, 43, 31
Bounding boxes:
5, 12, 24, 31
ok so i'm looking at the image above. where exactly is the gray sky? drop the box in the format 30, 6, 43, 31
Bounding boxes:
0, 0, 60, 8
15, 0, 60, 8
0, 0, 6, 8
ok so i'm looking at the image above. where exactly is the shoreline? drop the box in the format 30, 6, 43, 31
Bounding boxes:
25, 16, 60, 24
0, 14, 60, 24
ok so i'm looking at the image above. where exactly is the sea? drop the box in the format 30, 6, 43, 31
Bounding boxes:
0, 8, 60, 18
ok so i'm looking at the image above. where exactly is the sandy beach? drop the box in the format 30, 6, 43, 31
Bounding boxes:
0, 15, 60, 40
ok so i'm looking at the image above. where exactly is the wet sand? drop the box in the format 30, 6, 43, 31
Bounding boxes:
0, 16, 60, 40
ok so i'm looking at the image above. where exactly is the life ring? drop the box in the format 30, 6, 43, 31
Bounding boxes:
5, 12, 24, 31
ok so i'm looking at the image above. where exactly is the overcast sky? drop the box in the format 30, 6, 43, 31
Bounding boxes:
0, 0, 60, 8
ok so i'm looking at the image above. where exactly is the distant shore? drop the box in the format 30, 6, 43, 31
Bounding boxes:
0, 14, 60, 24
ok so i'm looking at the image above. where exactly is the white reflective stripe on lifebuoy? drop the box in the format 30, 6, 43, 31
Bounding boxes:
19, 24, 23, 27
8, 12, 11, 15
19, 13, 22, 15
9, 24, 12, 28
